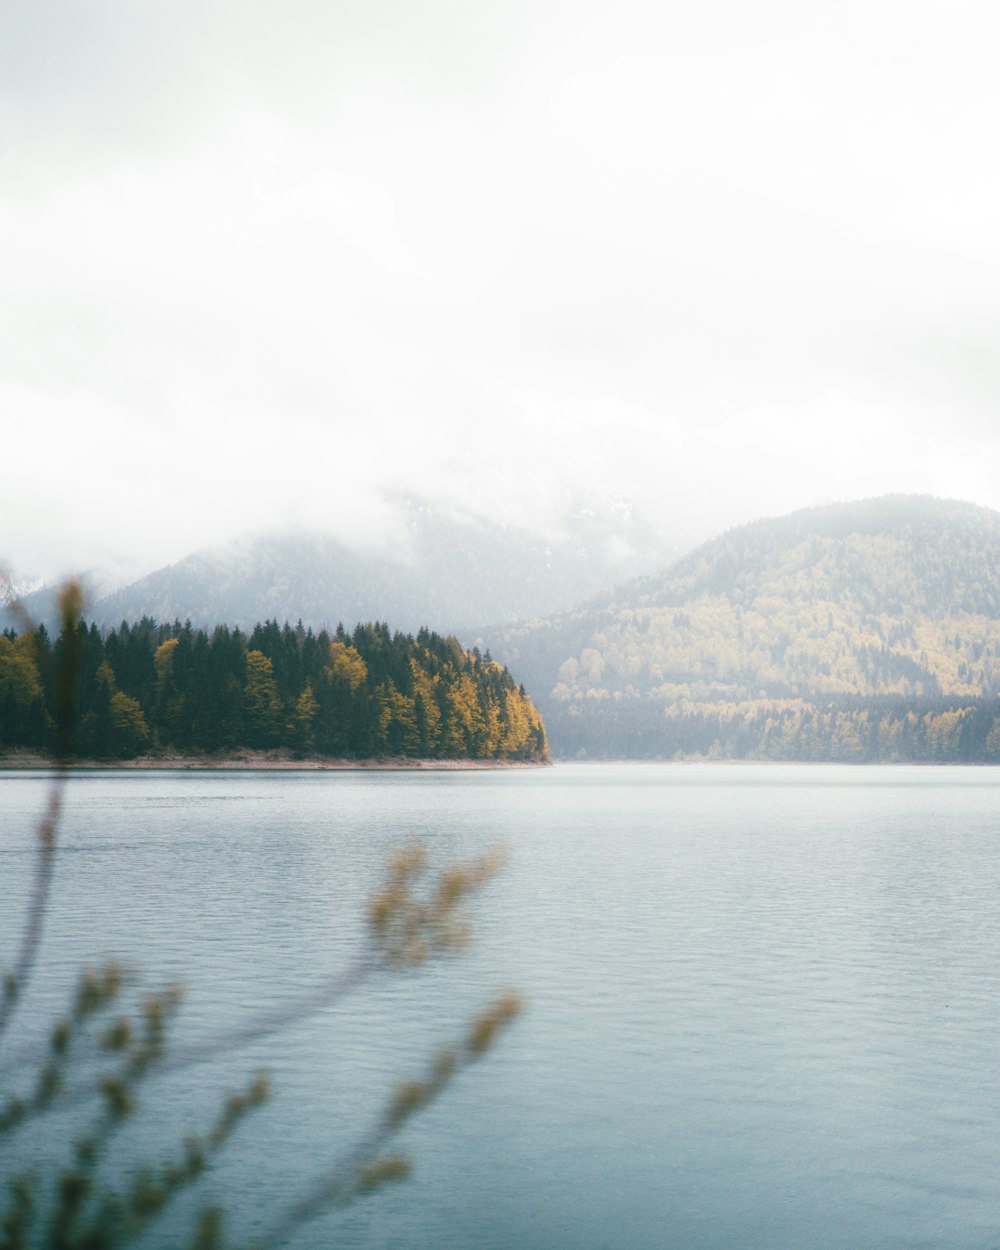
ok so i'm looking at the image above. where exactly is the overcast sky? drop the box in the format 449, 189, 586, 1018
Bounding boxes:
4, 0, 1000, 583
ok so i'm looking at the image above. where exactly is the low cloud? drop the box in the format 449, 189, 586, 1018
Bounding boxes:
4, 1, 1000, 581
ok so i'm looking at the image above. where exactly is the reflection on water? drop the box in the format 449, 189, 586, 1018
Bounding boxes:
2, 764, 1000, 1249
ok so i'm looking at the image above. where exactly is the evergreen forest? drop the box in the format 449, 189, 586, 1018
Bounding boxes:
497, 496, 1000, 762
0, 617, 549, 763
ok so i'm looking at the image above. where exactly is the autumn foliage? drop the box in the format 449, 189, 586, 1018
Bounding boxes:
0, 617, 548, 763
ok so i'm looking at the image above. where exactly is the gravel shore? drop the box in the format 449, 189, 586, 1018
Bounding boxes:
0, 750, 551, 771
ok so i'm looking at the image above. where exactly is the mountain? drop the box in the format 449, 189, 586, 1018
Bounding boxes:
1, 559, 144, 637
66, 499, 685, 639
487, 495, 1000, 761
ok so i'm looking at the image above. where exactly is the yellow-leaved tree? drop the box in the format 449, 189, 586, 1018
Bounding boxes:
0, 583, 521, 1250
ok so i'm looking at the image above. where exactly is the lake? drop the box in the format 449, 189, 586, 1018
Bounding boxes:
3, 764, 1000, 1249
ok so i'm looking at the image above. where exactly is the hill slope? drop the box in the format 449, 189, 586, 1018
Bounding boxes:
491, 496, 1000, 761
79, 499, 683, 638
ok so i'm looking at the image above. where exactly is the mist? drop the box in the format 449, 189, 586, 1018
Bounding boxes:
4, 1, 1000, 583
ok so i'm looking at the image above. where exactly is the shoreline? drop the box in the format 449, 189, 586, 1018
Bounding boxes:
0, 750, 551, 772
3, 753, 988, 771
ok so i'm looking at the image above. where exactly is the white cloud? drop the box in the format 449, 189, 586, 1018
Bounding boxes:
4, 0, 1000, 581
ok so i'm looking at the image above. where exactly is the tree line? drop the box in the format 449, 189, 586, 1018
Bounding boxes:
0, 616, 549, 762
549, 693, 1000, 762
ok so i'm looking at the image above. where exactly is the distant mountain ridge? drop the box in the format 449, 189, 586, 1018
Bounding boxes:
52, 499, 684, 639
627, 494, 1000, 617
489, 495, 1000, 760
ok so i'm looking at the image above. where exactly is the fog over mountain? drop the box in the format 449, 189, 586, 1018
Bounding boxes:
19, 496, 687, 638
8, 492, 1000, 763
5, 4, 1000, 585
486, 495, 1000, 760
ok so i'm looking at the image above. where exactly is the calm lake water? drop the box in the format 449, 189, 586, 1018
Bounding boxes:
3, 764, 1000, 1249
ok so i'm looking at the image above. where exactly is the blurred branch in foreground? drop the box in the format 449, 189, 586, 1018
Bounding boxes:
0, 581, 521, 1250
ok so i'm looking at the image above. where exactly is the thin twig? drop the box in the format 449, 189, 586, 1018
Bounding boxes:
0, 955, 382, 1123
0, 770, 66, 1048
253, 991, 520, 1250
0, 580, 82, 1049
154, 954, 382, 1077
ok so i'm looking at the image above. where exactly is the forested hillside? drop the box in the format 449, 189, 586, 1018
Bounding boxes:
0, 617, 549, 763
493, 496, 1000, 761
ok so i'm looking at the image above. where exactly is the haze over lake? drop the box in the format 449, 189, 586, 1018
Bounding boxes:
4, 764, 1000, 1249
7, 3, 999, 1241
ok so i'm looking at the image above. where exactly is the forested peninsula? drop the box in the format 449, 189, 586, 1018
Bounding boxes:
0, 617, 550, 765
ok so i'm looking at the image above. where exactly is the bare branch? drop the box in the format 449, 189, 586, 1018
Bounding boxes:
0, 581, 82, 1048
252, 990, 521, 1250
0, 774, 65, 1048
1, 578, 521, 1247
